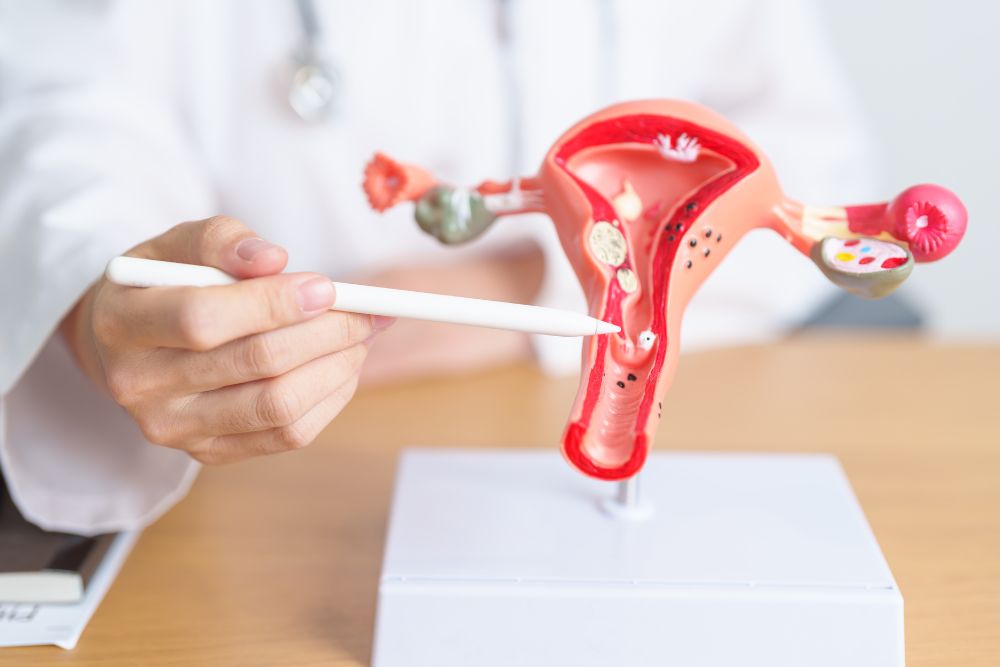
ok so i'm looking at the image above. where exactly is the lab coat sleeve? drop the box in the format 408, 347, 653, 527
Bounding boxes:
0, 2, 215, 534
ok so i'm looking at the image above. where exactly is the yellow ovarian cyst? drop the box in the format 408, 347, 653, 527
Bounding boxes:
588, 221, 628, 266
616, 267, 638, 293
836, 252, 855, 262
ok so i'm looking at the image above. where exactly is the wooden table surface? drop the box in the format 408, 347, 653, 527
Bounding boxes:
9, 335, 1000, 666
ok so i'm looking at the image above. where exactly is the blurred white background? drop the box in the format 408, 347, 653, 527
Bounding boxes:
817, 0, 1000, 337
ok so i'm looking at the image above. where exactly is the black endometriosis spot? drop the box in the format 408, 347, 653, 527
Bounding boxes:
627, 373, 637, 381
616, 381, 626, 389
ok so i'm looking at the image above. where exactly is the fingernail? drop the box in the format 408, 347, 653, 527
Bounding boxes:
296, 277, 335, 312
371, 315, 397, 332
236, 237, 278, 261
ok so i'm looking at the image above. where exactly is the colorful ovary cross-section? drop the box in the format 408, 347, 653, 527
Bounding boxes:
362, 99, 968, 481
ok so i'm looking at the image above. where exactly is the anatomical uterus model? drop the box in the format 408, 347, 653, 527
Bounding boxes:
363, 100, 967, 481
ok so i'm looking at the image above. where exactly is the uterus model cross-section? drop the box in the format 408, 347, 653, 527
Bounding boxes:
363, 99, 967, 481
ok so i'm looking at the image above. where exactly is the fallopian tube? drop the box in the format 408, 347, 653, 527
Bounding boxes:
362, 100, 968, 481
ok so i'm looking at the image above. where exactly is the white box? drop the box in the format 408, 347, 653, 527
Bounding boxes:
372, 449, 903, 667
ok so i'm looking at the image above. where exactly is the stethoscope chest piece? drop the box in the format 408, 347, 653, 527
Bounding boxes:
289, 55, 340, 122
289, 0, 339, 122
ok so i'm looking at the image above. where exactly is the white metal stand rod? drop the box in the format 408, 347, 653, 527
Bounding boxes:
616, 474, 640, 508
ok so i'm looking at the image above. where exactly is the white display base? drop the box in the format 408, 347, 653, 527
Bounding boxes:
372, 449, 903, 667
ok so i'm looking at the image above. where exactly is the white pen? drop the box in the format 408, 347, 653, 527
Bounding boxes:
105, 256, 620, 338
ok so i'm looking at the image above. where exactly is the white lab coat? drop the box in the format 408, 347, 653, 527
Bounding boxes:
0, 0, 875, 535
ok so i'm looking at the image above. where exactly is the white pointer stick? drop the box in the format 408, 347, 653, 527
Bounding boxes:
105, 256, 620, 337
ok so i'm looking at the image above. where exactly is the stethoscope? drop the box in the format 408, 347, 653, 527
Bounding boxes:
285, 0, 526, 172
287, 0, 527, 127
288, 0, 616, 174
288, 0, 339, 122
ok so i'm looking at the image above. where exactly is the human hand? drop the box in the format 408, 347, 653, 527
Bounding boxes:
60, 216, 392, 463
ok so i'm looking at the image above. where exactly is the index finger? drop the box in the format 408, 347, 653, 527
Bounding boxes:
108, 271, 337, 351
131, 216, 288, 280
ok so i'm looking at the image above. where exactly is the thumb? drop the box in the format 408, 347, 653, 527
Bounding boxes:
129, 216, 288, 279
